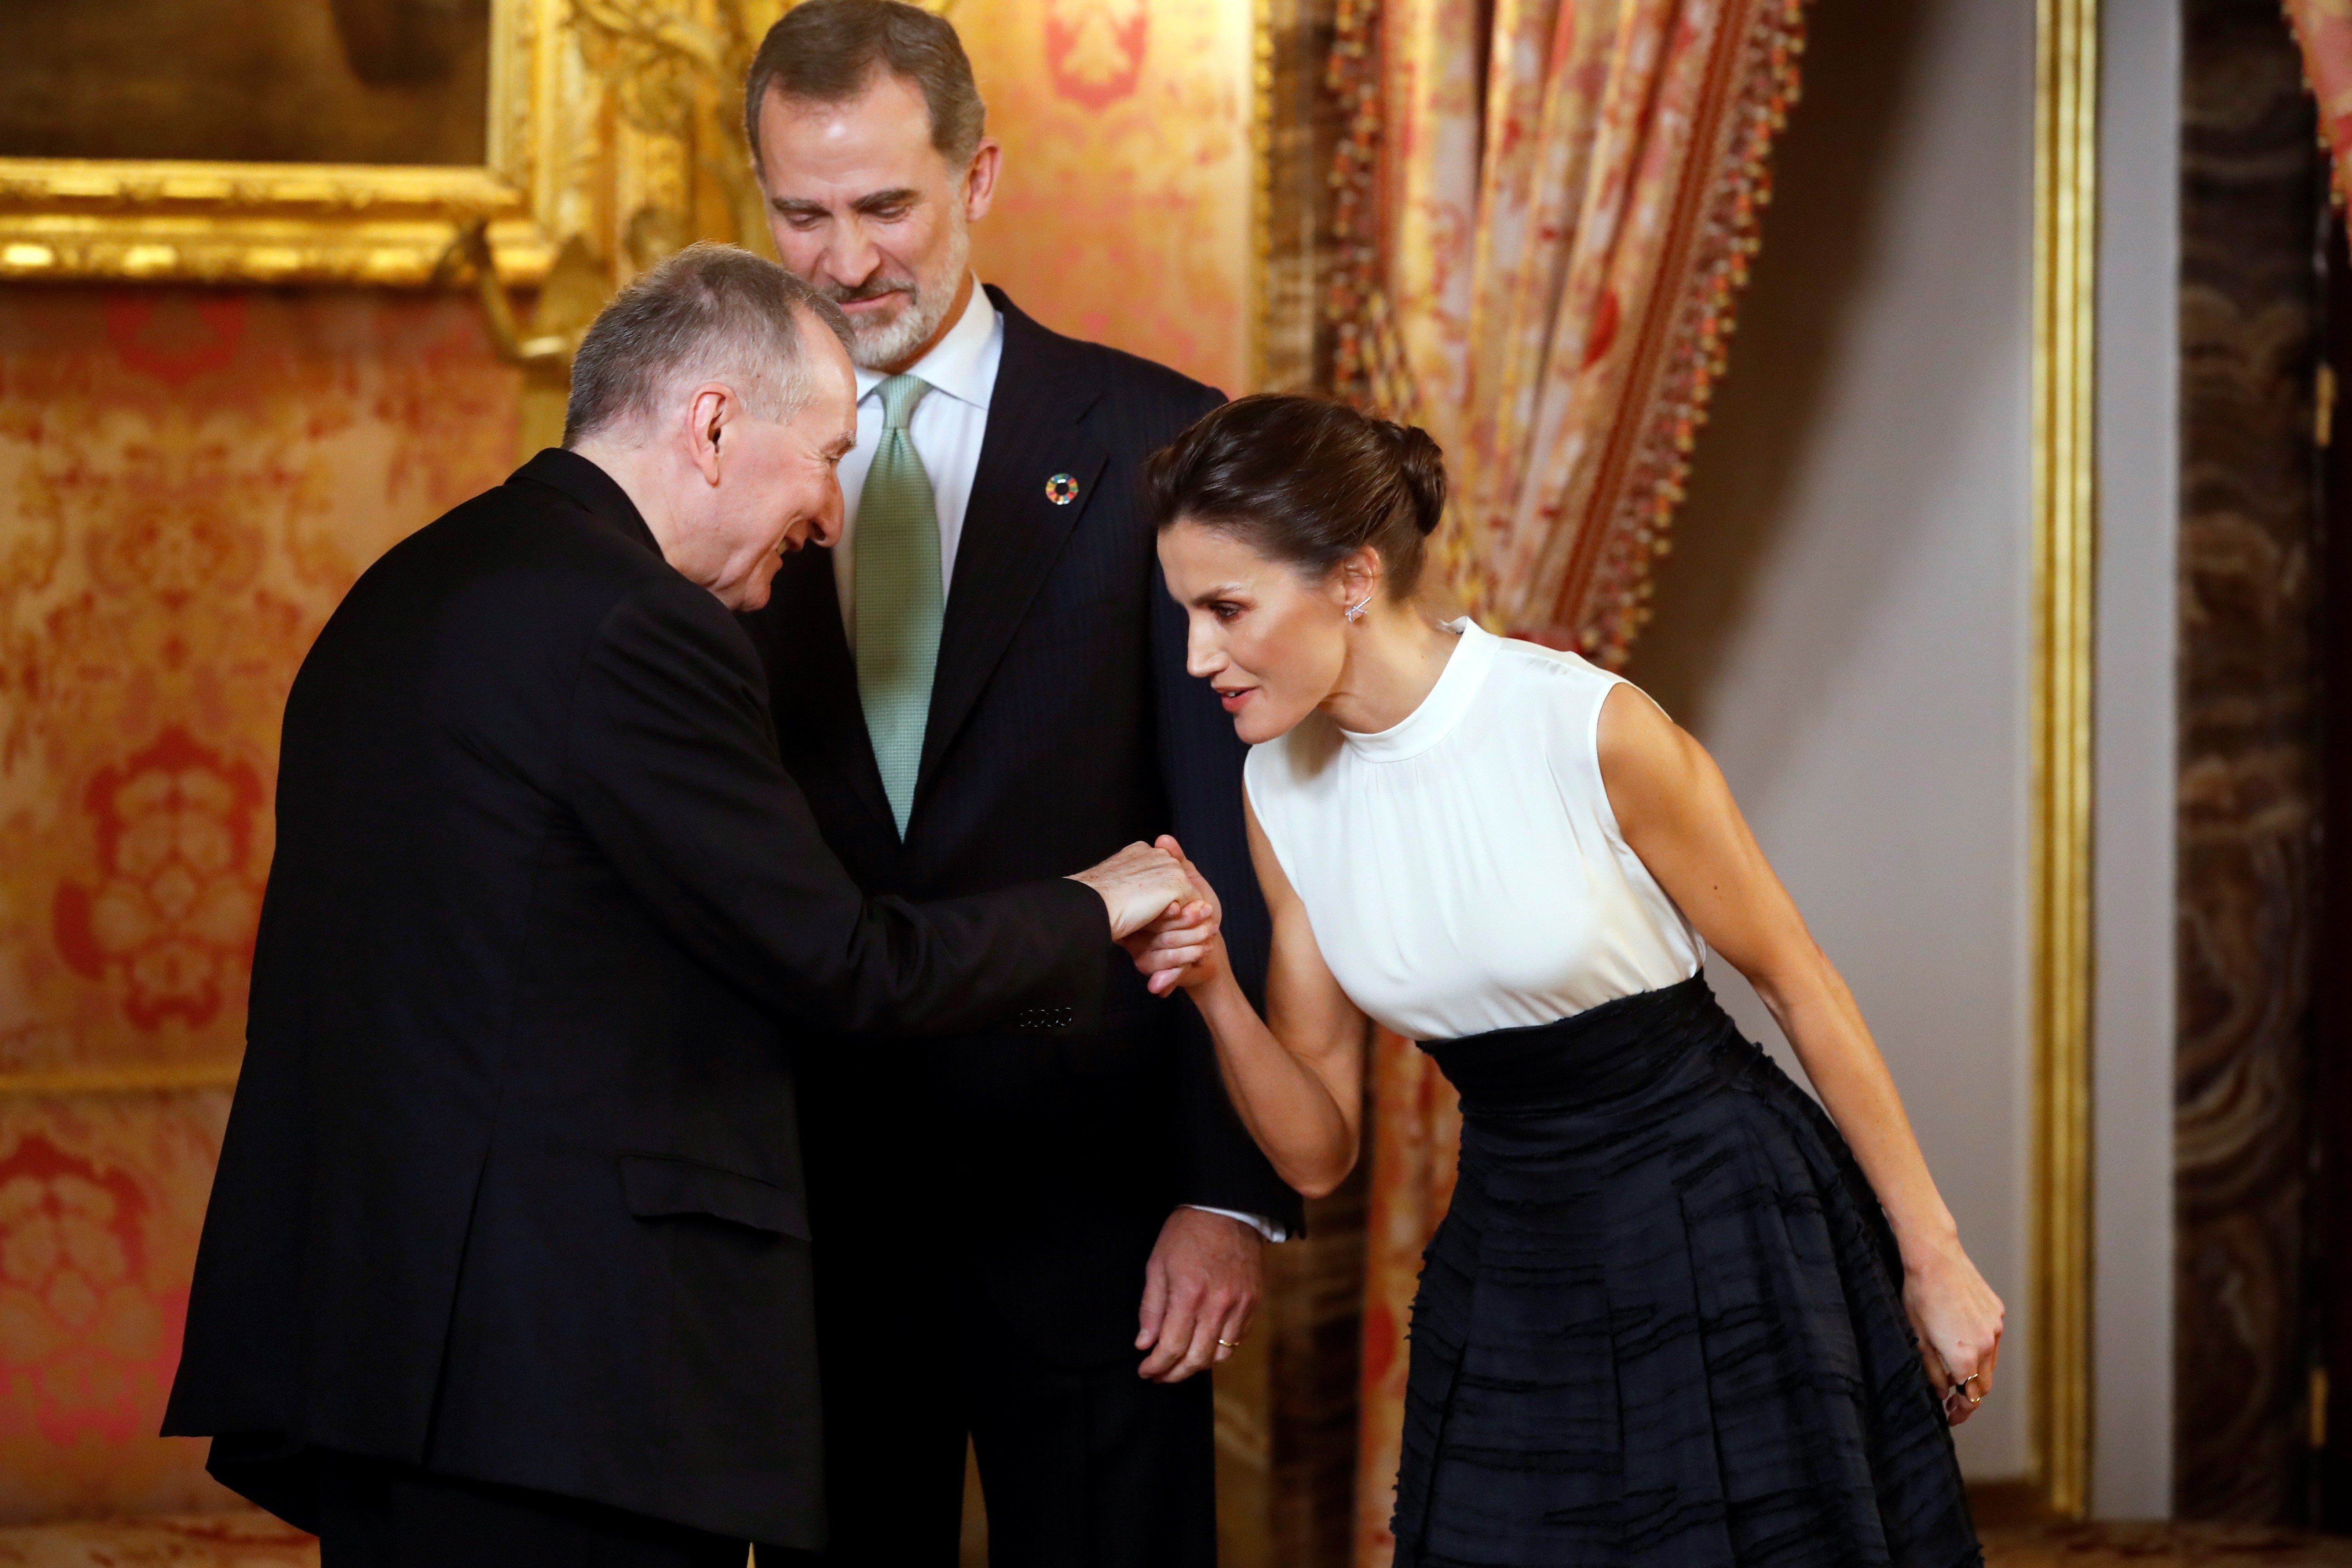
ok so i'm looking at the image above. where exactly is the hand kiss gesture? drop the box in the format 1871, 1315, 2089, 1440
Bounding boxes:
1121, 836, 1227, 995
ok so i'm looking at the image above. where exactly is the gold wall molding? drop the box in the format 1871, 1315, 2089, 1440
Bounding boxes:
2030, 0, 2098, 1520
0, 1061, 242, 1097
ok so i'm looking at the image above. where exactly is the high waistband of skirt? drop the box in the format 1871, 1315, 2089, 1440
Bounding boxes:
1414, 974, 1739, 1117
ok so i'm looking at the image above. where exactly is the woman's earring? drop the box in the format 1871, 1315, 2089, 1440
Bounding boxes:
1345, 593, 1372, 624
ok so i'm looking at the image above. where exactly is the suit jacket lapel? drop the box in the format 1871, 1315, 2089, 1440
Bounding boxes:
762, 544, 898, 841
917, 297, 1107, 793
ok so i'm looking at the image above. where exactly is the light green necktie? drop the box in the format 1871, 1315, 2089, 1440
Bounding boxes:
855, 374, 941, 837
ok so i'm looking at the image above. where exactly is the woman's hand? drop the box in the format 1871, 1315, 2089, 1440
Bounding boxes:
1127, 907, 1227, 994
1596, 683, 2002, 1426
1123, 836, 1230, 995
1902, 1240, 2005, 1425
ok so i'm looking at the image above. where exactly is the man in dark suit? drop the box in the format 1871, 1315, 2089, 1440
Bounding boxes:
163, 243, 1204, 1568
740, 5, 1303, 1562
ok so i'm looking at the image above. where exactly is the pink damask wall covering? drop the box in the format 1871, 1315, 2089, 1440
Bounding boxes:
0, 289, 519, 1521
964, 0, 1254, 395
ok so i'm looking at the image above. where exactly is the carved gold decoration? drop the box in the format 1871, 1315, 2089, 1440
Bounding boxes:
571, 0, 790, 266
437, 217, 615, 453
438, 0, 793, 452
2030, 0, 2098, 1521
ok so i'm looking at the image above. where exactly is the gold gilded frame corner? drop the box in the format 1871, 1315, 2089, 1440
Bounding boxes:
0, 0, 575, 286
2029, 0, 2097, 1522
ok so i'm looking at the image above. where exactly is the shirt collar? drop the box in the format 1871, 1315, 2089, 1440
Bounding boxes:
853, 276, 999, 411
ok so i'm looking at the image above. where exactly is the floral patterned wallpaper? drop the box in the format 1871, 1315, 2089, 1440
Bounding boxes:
0, 290, 519, 1521
968, 0, 1253, 394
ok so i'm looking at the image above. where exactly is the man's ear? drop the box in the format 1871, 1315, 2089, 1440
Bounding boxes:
684, 383, 732, 486
962, 138, 1003, 222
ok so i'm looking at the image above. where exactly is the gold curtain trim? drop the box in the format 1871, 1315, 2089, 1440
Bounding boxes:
1553, 0, 1806, 665
1324, 0, 1810, 666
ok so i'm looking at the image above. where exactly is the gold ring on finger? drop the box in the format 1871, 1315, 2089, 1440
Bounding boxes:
1217, 1339, 1241, 1349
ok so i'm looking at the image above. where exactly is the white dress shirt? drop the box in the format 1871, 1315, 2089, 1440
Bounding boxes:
829, 280, 1282, 1243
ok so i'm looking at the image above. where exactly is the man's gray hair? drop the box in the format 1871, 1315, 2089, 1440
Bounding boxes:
563, 242, 853, 448
743, 0, 986, 171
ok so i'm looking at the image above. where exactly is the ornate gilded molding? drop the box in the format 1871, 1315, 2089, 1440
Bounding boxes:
0, 0, 580, 286
2030, 0, 2098, 1520
0, 0, 811, 291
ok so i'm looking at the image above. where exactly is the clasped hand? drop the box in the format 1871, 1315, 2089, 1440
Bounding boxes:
1072, 841, 1217, 942
1116, 836, 1226, 993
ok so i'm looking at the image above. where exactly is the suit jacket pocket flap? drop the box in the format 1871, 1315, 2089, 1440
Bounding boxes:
618, 1154, 807, 1239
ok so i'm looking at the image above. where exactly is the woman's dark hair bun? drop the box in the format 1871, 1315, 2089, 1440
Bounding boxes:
1383, 421, 1448, 536
1143, 394, 1452, 600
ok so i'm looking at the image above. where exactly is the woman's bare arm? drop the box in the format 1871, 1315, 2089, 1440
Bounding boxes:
1596, 683, 2005, 1421
1134, 811, 1370, 1198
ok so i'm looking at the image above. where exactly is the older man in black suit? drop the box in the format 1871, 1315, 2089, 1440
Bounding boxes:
162, 244, 1202, 1568
740, 4, 1302, 1563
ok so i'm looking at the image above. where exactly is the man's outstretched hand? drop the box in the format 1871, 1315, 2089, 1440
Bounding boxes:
1070, 842, 1209, 941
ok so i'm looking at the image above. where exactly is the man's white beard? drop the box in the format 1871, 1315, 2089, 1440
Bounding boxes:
841, 217, 973, 371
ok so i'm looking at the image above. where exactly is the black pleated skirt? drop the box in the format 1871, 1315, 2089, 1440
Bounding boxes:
1391, 977, 1981, 1568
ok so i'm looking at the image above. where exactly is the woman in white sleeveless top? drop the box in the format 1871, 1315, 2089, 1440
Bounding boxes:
1128, 396, 1997, 1568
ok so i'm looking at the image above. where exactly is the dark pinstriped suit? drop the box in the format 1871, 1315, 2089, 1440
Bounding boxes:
742, 290, 1300, 1563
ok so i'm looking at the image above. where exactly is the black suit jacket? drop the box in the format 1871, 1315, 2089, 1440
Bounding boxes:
162, 450, 1111, 1548
741, 290, 1301, 1365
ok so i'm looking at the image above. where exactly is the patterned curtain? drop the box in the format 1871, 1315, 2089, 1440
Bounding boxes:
1326, 4, 1807, 1563
2286, 0, 2352, 207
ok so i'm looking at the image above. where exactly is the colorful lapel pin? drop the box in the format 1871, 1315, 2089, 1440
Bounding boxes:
1044, 472, 1080, 506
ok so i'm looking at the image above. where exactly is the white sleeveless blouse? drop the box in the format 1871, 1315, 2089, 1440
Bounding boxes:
1243, 620, 1704, 1042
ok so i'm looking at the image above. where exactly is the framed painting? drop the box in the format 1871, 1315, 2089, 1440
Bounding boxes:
0, 0, 572, 284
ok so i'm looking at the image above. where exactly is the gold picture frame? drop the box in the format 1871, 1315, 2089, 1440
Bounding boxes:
0, 0, 572, 286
